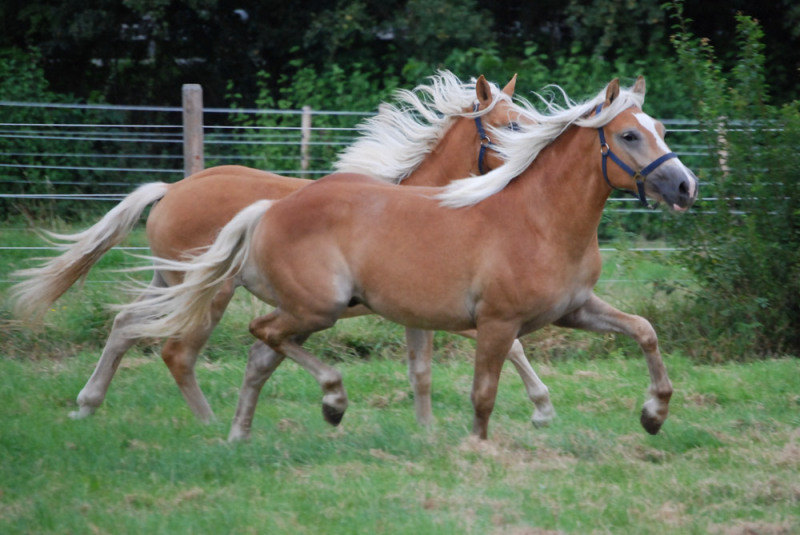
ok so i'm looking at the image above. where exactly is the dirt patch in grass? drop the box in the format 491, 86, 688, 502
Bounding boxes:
774, 428, 800, 468
366, 388, 409, 408
652, 501, 690, 529
685, 392, 720, 407
491, 526, 563, 535
456, 433, 576, 472
708, 520, 796, 535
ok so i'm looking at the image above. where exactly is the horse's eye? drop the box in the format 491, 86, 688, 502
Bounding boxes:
621, 132, 638, 142
508, 122, 520, 131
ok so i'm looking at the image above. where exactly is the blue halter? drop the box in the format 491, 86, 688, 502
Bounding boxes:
595, 103, 678, 207
473, 103, 519, 175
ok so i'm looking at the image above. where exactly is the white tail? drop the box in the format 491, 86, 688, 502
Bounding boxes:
116, 200, 274, 340
10, 182, 170, 320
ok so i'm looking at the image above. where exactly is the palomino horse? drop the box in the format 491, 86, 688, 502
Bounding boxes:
119, 76, 699, 440
10, 72, 555, 428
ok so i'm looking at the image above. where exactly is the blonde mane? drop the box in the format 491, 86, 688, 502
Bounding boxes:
334, 71, 512, 183
435, 82, 646, 208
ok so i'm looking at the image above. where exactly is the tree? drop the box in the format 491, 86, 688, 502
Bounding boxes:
1, 1, 798, 107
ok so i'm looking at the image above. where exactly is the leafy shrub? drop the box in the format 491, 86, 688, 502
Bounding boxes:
665, 3, 800, 357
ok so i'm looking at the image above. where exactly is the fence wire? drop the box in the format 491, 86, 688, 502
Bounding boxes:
0, 99, 711, 286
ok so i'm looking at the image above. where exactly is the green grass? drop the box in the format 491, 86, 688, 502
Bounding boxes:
0, 351, 798, 534
1, 222, 798, 533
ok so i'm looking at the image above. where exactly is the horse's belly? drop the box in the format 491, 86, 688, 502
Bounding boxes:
517, 284, 594, 336
368, 301, 475, 332
356, 277, 476, 331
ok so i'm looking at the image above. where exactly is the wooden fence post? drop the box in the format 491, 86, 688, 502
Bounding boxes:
301, 105, 312, 172
182, 84, 204, 177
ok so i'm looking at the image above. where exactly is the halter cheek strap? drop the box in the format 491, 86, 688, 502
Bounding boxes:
473, 103, 492, 175
595, 103, 678, 208
473, 103, 520, 175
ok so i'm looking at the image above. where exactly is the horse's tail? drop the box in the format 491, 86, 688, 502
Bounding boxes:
116, 199, 274, 340
10, 182, 171, 320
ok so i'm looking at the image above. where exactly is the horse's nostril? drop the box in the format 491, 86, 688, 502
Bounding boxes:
679, 180, 689, 195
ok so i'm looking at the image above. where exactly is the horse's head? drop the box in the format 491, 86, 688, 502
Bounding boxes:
471, 74, 528, 174
596, 77, 699, 211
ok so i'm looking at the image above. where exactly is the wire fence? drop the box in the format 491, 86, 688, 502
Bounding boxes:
0, 96, 713, 287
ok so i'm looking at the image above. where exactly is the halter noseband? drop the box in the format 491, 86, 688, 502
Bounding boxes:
473, 102, 519, 175
595, 103, 677, 208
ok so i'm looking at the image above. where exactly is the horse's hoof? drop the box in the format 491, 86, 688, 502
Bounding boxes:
531, 415, 551, 428
227, 429, 250, 442
68, 406, 95, 420
531, 406, 556, 428
322, 403, 345, 426
640, 408, 663, 435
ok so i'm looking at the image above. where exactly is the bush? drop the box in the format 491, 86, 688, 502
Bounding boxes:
665, 3, 800, 357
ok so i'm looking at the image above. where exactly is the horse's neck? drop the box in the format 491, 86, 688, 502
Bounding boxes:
504, 126, 610, 248
401, 119, 476, 187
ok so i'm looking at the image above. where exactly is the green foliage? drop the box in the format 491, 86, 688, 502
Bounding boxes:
3, 1, 799, 107
305, 0, 494, 66
665, 3, 800, 356
564, 0, 668, 58
0, 49, 58, 102
392, 0, 494, 63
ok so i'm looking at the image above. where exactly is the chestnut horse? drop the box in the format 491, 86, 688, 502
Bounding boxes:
119, 76, 699, 440
10, 72, 555, 427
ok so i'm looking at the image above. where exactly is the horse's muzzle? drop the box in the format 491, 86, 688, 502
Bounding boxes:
647, 162, 699, 211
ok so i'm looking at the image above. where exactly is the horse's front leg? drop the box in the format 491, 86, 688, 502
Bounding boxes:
555, 293, 672, 434
471, 322, 519, 439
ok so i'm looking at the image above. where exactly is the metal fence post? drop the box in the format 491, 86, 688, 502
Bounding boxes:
182, 84, 204, 177
301, 105, 312, 171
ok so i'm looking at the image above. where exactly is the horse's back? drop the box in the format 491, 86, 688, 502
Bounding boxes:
147, 166, 312, 259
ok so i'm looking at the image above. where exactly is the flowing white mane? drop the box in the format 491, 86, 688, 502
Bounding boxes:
435, 82, 646, 208
334, 71, 511, 183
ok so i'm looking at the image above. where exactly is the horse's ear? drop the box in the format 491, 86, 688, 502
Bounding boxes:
632, 75, 646, 95
655, 119, 666, 138
476, 75, 492, 107
501, 73, 517, 97
604, 78, 620, 106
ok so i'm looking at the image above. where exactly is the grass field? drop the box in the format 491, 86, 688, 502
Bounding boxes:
1, 349, 798, 534
1, 223, 798, 534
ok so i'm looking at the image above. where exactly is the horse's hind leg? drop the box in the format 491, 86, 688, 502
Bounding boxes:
405, 328, 434, 427
246, 310, 348, 428
160, 279, 236, 423
555, 293, 672, 435
70, 272, 167, 419
452, 330, 555, 427
506, 339, 556, 427
228, 341, 285, 441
